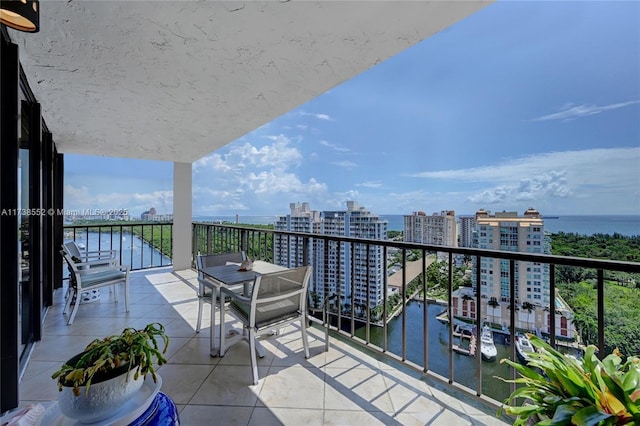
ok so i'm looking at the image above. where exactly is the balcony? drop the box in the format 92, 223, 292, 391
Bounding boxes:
19, 267, 509, 425
19, 221, 640, 424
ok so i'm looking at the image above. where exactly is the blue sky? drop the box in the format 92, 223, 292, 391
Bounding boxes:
64, 1, 640, 218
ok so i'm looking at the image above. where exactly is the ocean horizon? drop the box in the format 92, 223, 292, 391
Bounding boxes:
192, 214, 640, 237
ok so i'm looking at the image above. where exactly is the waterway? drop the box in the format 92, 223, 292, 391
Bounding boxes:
66, 231, 171, 270
354, 302, 513, 402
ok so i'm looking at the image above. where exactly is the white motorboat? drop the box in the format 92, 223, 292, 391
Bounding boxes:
480, 325, 497, 362
515, 333, 535, 363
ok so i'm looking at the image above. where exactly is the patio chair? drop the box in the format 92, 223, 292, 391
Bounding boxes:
195, 252, 247, 333
62, 241, 118, 301
219, 265, 312, 385
62, 240, 117, 269
61, 251, 130, 325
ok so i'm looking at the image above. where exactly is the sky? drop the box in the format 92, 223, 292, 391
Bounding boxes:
64, 1, 640, 218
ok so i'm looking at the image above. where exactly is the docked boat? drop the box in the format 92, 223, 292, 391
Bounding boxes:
480, 325, 497, 362
515, 333, 535, 363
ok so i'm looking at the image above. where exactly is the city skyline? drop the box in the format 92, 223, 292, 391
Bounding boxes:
63, 1, 640, 217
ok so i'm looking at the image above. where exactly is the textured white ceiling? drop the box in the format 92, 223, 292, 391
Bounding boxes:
10, 1, 491, 163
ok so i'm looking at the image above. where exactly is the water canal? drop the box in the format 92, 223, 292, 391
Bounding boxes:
355, 302, 513, 402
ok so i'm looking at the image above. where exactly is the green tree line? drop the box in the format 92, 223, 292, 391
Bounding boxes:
551, 232, 640, 356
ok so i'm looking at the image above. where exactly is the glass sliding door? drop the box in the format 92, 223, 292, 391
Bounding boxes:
18, 99, 43, 368
18, 141, 31, 356
2, 30, 61, 414
1, 36, 20, 414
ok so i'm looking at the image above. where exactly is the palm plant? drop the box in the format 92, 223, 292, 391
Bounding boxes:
460, 293, 475, 323
497, 335, 640, 425
521, 302, 535, 332
488, 298, 500, 326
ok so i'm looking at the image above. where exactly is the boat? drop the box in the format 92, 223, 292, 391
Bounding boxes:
515, 333, 535, 363
480, 325, 497, 362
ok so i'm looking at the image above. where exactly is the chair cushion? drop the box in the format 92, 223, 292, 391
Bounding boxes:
229, 300, 301, 330
229, 300, 249, 322
81, 270, 126, 287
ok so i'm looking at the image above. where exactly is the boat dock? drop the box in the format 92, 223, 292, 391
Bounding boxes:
452, 324, 476, 357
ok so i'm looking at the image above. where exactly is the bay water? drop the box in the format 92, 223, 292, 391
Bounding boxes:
70, 230, 171, 270
194, 214, 640, 236
353, 301, 513, 402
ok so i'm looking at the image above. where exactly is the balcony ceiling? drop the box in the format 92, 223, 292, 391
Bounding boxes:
10, 1, 490, 163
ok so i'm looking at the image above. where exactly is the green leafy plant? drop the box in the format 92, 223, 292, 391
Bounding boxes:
496, 334, 640, 425
52, 323, 169, 396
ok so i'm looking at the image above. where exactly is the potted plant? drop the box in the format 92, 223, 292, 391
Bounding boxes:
496, 334, 640, 425
51, 322, 169, 423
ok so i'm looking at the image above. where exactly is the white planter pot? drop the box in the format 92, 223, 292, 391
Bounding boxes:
57, 369, 144, 423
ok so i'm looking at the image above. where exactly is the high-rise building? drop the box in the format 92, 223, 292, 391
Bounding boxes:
458, 215, 476, 248
274, 201, 387, 315
471, 208, 549, 305
450, 207, 575, 338
274, 202, 321, 269
403, 210, 457, 247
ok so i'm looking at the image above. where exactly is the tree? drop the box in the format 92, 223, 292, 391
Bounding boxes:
521, 302, 535, 332
571, 312, 597, 346
488, 298, 500, 326
461, 294, 474, 322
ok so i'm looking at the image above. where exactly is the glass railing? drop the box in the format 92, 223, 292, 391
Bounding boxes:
63, 222, 173, 271
192, 222, 640, 409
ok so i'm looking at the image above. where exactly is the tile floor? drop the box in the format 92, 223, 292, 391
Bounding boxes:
19, 268, 511, 425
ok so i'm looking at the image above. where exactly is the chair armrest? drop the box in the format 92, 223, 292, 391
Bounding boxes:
86, 249, 116, 255
76, 263, 121, 275
75, 261, 129, 276
75, 258, 113, 267
220, 287, 251, 304
84, 249, 117, 260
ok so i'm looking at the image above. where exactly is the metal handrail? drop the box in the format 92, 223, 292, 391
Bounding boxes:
191, 222, 640, 409
63, 222, 173, 271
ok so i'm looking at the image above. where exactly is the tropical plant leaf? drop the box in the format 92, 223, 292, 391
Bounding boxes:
550, 403, 578, 424
497, 336, 639, 426
571, 405, 611, 426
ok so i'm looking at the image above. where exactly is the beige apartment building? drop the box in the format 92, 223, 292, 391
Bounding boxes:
453, 208, 575, 340
404, 210, 457, 247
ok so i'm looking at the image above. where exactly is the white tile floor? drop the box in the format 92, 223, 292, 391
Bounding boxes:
19, 268, 511, 425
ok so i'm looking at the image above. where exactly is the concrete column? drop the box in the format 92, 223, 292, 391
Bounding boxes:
172, 162, 192, 270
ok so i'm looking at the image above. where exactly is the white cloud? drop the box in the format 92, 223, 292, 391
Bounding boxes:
299, 111, 332, 121
195, 134, 302, 175
356, 181, 383, 188
411, 147, 638, 184
332, 160, 358, 168
531, 101, 639, 122
467, 171, 571, 204
193, 134, 328, 215
193, 153, 231, 173
320, 140, 351, 152
64, 184, 173, 216
410, 147, 640, 212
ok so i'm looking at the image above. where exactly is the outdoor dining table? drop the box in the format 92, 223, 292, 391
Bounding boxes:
200, 260, 287, 357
